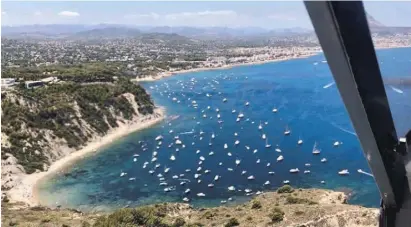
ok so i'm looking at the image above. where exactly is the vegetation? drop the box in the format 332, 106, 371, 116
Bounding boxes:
93, 206, 169, 227
269, 208, 285, 223
286, 196, 318, 205
277, 185, 294, 194
172, 217, 186, 227
224, 218, 239, 227
251, 200, 262, 209
1, 78, 154, 175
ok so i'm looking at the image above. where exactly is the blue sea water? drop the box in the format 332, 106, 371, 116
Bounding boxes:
37, 48, 411, 212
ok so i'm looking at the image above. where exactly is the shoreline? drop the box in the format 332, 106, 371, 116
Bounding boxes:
7, 107, 166, 206
134, 45, 411, 82
134, 52, 319, 82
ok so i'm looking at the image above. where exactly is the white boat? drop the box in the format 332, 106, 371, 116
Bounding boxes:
284, 126, 291, 135
245, 189, 252, 193
235, 140, 240, 145
289, 168, 299, 173
164, 187, 173, 192
159, 182, 168, 186
312, 142, 321, 154
268, 171, 275, 175
267, 163, 271, 167
175, 139, 182, 145
321, 181, 325, 184
180, 181, 186, 186
211, 133, 215, 139
234, 132, 238, 136
183, 197, 190, 202
153, 151, 158, 157
304, 170, 311, 174
272, 108, 278, 113
120, 172, 127, 177
151, 157, 157, 162
258, 122, 263, 130
235, 159, 241, 165
214, 175, 220, 181
208, 184, 214, 188
217, 114, 221, 119
196, 150, 200, 154
155, 135, 163, 141
298, 139, 303, 145
221, 200, 227, 204
219, 162, 223, 166
209, 151, 214, 156
185, 169, 191, 172
275, 148, 281, 152
253, 149, 258, 154
223, 98, 227, 102
227, 168, 234, 171
321, 158, 327, 163
245, 102, 250, 106
241, 170, 247, 175
334, 141, 340, 147
305, 163, 311, 167
172, 175, 179, 179
277, 155, 284, 162
262, 134, 266, 140
224, 144, 228, 149
133, 158, 137, 162
247, 175, 255, 180
184, 189, 191, 194
264, 181, 270, 185
149, 170, 155, 174
197, 193, 206, 197
164, 168, 170, 173
200, 156, 205, 161
256, 191, 262, 195
170, 155, 176, 161
197, 167, 202, 172
338, 169, 349, 175
232, 109, 236, 113
238, 113, 244, 118
236, 118, 240, 122
283, 180, 290, 184
204, 170, 210, 174
265, 138, 272, 148
227, 152, 232, 156
194, 173, 200, 179
228, 186, 236, 191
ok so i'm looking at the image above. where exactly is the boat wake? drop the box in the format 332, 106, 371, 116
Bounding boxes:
389, 85, 404, 94
323, 82, 335, 89
329, 122, 357, 136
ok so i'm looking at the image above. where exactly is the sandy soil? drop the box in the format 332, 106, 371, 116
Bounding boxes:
7, 108, 166, 206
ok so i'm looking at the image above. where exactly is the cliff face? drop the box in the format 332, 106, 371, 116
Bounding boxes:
1, 80, 159, 191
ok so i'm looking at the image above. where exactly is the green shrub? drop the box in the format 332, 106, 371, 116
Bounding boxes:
277, 185, 294, 194
202, 211, 214, 219
269, 208, 285, 223
224, 218, 239, 227
286, 196, 318, 205
173, 217, 186, 227
251, 200, 262, 209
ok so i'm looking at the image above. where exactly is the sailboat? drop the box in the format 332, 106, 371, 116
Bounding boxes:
258, 121, 263, 130
262, 134, 266, 140
297, 137, 303, 145
277, 155, 284, 162
284, 126, 291, 135
265, 138, 272, 148
312, 142, 321, 155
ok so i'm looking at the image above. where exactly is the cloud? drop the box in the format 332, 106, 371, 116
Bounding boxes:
268, 14, 297, 21
166, 10, 237, 20
58, 11, 80, 17
124, 12, 160, 19
34, 11, 42, 16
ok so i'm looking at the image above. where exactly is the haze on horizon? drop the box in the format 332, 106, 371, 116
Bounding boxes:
1, 1, 411, 29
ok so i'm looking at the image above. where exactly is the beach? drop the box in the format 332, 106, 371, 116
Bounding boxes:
7, 107, 166, 206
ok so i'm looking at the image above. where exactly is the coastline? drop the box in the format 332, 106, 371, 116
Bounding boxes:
7, 107, 166, 206
134, 45, 411, 82
134, 52, 319, 82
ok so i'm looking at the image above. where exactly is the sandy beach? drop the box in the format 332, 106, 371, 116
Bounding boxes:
7, 107, 166, 206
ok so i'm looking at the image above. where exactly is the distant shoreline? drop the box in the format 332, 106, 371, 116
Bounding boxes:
134, 45, 411, 82
8, 107, 166, 206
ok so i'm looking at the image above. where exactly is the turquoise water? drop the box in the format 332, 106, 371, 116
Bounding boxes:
37, 48, 411, 212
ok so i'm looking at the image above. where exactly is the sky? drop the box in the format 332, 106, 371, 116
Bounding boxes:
1, 1, 411, 29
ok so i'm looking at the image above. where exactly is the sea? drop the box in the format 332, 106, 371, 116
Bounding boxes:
37, 47, 411, 212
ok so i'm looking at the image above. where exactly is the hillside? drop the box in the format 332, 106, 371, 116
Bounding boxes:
1, 187, 378, 227
1, 78, 162, 191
